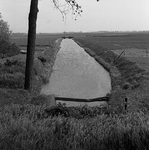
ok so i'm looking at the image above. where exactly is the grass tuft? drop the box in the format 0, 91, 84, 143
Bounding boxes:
1, 105, 149, 150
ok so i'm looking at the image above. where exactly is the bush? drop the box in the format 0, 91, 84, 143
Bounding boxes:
0, 39, 10, 58
0, 59, 25, 89
7, 43, 20, 57
2, 59, 25, 74
0, 40, 20, 58
0, 14, 20, 58
4, 59, 19, 66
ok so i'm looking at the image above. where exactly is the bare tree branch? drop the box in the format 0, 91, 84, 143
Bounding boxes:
52, 0, 83, 21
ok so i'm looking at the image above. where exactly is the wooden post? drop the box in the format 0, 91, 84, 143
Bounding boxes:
48, 94, 56, 107
124, 97, 128, 111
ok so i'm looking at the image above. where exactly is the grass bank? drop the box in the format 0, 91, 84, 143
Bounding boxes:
1, 104, 149, 150
0, 38, 62, 106
30, 38, 62, 96
75, 38, 149, 112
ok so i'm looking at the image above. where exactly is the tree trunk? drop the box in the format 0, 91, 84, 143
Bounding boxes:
24, 0, 39, 90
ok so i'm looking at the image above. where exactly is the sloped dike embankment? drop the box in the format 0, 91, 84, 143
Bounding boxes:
75, 38, 149, 111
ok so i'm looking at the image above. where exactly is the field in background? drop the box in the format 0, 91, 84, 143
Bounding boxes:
11, 32, 149, 71
11, 32, 149, 49
76, 32, 149, 71
11, 33, 62, 46
77, 32, 149, 50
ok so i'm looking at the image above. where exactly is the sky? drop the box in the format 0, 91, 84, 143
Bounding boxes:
0, 0, 149, 33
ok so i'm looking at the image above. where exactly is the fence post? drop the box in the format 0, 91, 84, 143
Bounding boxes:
47, 94, 56, 107
124, 97, 128, 112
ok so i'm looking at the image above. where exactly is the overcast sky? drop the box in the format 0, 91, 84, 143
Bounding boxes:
0, 0, 149, 33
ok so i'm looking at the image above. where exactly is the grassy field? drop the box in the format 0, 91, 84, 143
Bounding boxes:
74, 32, 149, 70
11, 32, 149, 71
11, 32, 149, 49
1, 104, 149, 150
76, 32, 149, 49
0, 31, 149, 149
11, 33, 62, 46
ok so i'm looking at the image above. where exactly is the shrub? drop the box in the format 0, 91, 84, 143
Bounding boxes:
0, 40, 20, 58
7, 43, 20, 57
0, 39, 10, 58
4, 59, 19, 67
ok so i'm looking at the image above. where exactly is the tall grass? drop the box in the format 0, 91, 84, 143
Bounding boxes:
0, 104, 149, 150
0, 59, 25, 89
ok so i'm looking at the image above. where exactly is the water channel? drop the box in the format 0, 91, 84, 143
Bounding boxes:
41, 39, 111, 107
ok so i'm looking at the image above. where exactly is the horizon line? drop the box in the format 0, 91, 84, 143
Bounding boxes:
12, 30, 149, 34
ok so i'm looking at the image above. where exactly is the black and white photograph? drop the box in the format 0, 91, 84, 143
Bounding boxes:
0, 0, 149, 149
